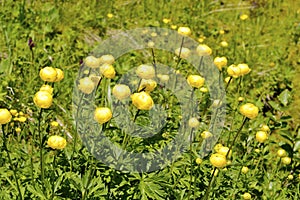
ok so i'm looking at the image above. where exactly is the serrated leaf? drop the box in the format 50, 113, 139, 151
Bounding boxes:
278, 89, 291, 106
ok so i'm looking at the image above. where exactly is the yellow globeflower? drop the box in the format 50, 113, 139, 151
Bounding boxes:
84, 55, 101, 68
136, 64, 155, 79
94, 107, 113, 124
281, 157, 291, 165
39, 67, 57, 82
162, 18, 171, 24
255, 131, 268, 143
240, 14, 249, 20
260, 124, 270, 133
138, 79, 157, 92
210, 153, 227, 168
171, 25, 177, 30
237, 63, 251, 76
217, 146, 231, 157
33, 91, 53, 109
214, 143, 223, 152
220, 41, 229, 47
78, 77, 95, 94
201, 131, 212, 139
241, 166, 249, 174
55, 68, 64, 82
187, 75, 205, 88
277, 148, 287, 157
240, 103, 259, 119
112, 84, 131, 100
175, 47, 190, 59
39, 84, 53, 94
9, 109, 18, 116
227, 64, 241, 78
195, 158, 202, 165
188, 117, 199, 128
214, 56, 228, 71
243, 192, 251, 200
99, 54, 115, 65
100, 63, 116, 79
131, 92, 154, 110
47, 135, 67, 150
107, 13, 113, 18
0, 108, 12, 124
177, 26, 191, 36
51, 121, 59, 127
196, 44, 212, 56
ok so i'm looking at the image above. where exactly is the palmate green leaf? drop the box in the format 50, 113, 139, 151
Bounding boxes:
27, 184, 47, 199
278, 89, 292, 106
139, 179, 167, 200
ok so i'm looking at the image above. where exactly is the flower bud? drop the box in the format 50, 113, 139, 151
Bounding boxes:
260, 124, 270, 133
281, 156, 291, 165
39, 67, 57, 82
195, 158, 202, 165
94, 107, 113, 124
0, 108, 12, 124
136, 64, 155, 79
99, 54, 115, 65
112, 84, 131, 100
33, 91, 53, 109
277, 148, 287, 157
131, 92, 154, 110
187, 75, 205, 88
227, 64, 241, 78
210, 153, 227, 168
47, 135, 67, 150
241, 166, 249, 174
138, 79, 157, 92
217, 146, 231, 157
214, 56, 228, 71
9, 109, 18, 116
196, 44, 212, 56
177, 26, 191, 36
188, 117, 199, 128
100, 63, 116, 79
242, 192, 251, 200
240, 14, 249, 20
84, 55, 101, 68
237, 63, 251, 76
239, 103, 259, 119
201, 131, 212, 139
255, 131, 268, 143
55, 68, 64, 82
78, 77, 95, 94
175, 47, 190, 59
39, 84, 53, 94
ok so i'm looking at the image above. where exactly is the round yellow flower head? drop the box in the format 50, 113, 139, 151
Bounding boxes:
84, 55, 101, 68
131, 91, 154, 110
136, 64, 155, 79
214, 143, 223, 152
210, 153, 227, 168
195, 158, 202, 165
112, 84, 131, 100
188, 117, 199, 128
9, 109, 18, 116
175, 47, 191, 59
255, 131, 268, 143
99, 54, 115, 65
187, 75, 205, 88
55, 68, 64, 82
171, 25, 177, 30
238, 63, 251, 76
281, 157, 291, 165
200, 87, 208, 93
107, 13, 113, 18
241, 166, 249, 174
196, 44, 212, 56
51, 121, 59, 127
277, 148, 286, 157
239, 103, 259, 119
177, 26, 191, 36
227, 64, 241, 78
47, 135, 67, 150
163, 18, 171, 24
238, 97, 245, 102
217, 146, 231, 157
0, 108, 12, 124
16, 116, 27, 123
78, 77, 95, 94
100, 63, 116, 79
33, 91, 53, 109
138, 79, 157, 92
39, 84, 53, 94
214, 56, 228, 71
242, 192, 251, 200
94, 107, 113, 124
147, 41, 155, 48
219, 29, 225, 35
260, 124, 270, 133
15, 127, 21, 133
240, 14, 249, 20
288, 175, 293, 180
220, 41, 229, 47
201, 131, 212, 139
157, 74, 170, 82
39, 67, 57, 82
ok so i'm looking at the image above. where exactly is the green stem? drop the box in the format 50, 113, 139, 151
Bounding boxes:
188, 128, 194, 200
202, 167, 217, 200
37, 108, 45, 189
2, 125, 23, 200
